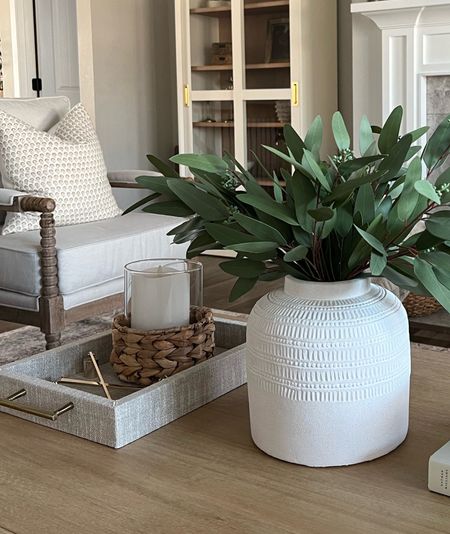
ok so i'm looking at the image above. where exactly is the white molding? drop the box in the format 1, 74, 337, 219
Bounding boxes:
352, 0, 450, 14
9, 0, 35, 97
353, 0, 450, 141
76, 0, 95, 123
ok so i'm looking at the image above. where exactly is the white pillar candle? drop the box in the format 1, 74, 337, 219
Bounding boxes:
130, 266, 190, 331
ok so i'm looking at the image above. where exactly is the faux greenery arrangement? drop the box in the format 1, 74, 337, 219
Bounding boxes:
127, 107, 450, 310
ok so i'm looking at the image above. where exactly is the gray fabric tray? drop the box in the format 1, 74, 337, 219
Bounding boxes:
0, 313, 247, 448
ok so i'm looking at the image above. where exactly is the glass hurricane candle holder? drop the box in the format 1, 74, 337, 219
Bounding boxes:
124, 259, 203, 331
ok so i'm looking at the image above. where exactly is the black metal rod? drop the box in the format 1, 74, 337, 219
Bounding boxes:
32, 0, 41, 96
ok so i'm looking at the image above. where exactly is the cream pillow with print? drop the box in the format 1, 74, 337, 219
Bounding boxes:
0, 103, 121, 235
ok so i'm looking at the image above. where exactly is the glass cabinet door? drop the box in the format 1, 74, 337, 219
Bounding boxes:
179, 0, 298, 184
243, 0, 290, 90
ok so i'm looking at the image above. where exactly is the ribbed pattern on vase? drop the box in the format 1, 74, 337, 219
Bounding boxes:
247, 284, 410, 403
246, 280, 411, 465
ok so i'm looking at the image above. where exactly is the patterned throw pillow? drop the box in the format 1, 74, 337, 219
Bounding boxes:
0, 103, 122, 235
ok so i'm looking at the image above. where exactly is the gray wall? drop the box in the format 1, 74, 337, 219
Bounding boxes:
91, 0, 178, 171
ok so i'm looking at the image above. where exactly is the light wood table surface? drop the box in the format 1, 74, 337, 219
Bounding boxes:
0, 344, 449, 534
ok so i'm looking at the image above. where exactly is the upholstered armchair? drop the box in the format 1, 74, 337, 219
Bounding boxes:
0, 98, 187, 349
0, 179, 187, 350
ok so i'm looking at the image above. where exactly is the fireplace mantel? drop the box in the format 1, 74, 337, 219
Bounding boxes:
352, 0, 450, 15
352, 0, 450, 148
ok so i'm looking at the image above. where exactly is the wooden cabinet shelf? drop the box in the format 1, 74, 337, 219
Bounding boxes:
193, 121, 285, 128
192, 62, 290, 72
190, 1, 289, 17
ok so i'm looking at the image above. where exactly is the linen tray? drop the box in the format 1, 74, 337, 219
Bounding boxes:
0, 311, 247, 448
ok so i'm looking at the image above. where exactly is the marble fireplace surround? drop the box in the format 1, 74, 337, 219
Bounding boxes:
352, 0, 450, 150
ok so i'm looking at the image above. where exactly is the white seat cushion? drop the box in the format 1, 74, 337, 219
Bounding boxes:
0, 212, 187, 309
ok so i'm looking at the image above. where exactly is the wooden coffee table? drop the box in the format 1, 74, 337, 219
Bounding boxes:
0, 343, 448, 534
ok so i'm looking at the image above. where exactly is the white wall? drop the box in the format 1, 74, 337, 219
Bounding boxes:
338, 0, 353, 134
338, 0, 371, 138
78, 0, 178, 171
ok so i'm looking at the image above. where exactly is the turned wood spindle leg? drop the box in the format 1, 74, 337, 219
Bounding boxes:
38, 212, 64, 349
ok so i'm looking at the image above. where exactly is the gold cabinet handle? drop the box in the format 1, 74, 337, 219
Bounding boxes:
0, 389, 74, 421
292, 81, 299, 107
183, 84, 190, 107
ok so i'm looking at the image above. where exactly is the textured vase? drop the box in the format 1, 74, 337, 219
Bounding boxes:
246, 276, 411, 467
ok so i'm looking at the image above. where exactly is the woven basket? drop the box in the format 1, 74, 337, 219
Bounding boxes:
403, 294, 442, 317
110, 307, 215, 386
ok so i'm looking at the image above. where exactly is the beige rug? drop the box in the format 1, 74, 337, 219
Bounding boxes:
0, 312, 116, 365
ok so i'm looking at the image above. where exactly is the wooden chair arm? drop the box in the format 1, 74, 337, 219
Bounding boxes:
0, 195, 55, 213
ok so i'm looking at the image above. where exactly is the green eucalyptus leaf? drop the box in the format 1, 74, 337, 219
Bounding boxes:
324, 169, 387, 203
143, 200, 193, 217
283, 123, 305, 161
382, 265, 419, 292
332, 111, 351, 151
397, 157, 422, 222
408, 126, 429, 143
225, 241, 278, 254
167, 215, 203, 236
339, 155, 383, 175
135, 175, 176, 196
230, 277, 258, 302
286, 171, 316, 230
355, 184, 375, 225
321, 208, 338, 239
370, 251, 387, 276
147, 154, 179, 177
414, 180, 441, 204
204, 223, 257, 245
414, 257, 450, 312
122, 192, 160, 215
302, 150, 331, 192
354, 225, 386, 255
360, 115, 375, 156
170, 153, 228, 173
304, 115, 323, 160
238, 193, 299, 225
426, 212, 450, 240
234, 213, 286, 244
167, 179, 229, 221
284, 245, 309, 262
220, 259, 266, 279
405, 145, 422, 161
186, 232, 218, 258
293, 226, 312, 246
377, 134, 413, 182
435, 167, 450, 189
259, 270, 286, 282
378, 106, 403, 154
308, 207, 335, 221
335, 202, 354, 236
423, 114, 450, 170
272, 172, 284, 203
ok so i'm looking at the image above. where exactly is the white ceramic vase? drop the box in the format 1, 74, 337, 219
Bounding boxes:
246, 276, 411, 467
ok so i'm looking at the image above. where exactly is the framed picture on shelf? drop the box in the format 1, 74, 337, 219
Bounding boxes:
265, 18, 290, 63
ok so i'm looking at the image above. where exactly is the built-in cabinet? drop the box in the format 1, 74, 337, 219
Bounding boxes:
174, 0, 337, 182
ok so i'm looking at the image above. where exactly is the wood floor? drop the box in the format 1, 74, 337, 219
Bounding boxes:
0, 255, 448, 347
0, 344, 449, 534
